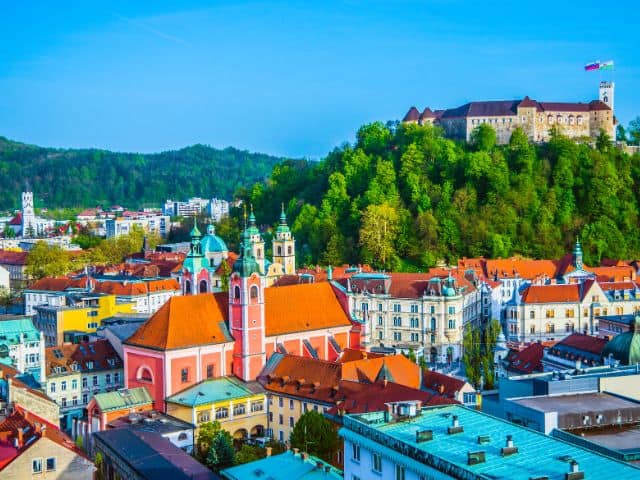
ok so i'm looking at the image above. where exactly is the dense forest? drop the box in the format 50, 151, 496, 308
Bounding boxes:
245, 122, 640, 270
0, 137, 285, 210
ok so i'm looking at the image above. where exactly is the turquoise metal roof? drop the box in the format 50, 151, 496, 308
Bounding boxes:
221, 451, 343, 480
340, 404, 640, 480
201, 224, 228, 254
94, 387, 153, 412
166, 376, 259, 407
0, 318, 41, 345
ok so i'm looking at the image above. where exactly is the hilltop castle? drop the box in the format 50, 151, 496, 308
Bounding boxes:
403, 81, 615, 144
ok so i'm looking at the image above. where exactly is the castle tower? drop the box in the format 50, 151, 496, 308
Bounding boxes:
272, 204, 296, 274
599, 81, 614, 112
246, 207, 265, 274
229, 222, 266, 381
21, 191, 35, 237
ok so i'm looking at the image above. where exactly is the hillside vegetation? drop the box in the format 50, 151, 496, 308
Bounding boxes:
247, 122, 640, 269
0, 137, 285, 210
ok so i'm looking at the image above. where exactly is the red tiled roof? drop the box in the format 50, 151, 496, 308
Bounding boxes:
337, 348, 385, 363
264, 282, 351, 337
340, 355, 421, 389
8, 213, 22, 226
599, 282, 637, 291
214, 252, 238, 275
126, 293, 232, 350
0, 250, 28, 266
328, 379, 456, 416
46, 339, 122, 375
506, 343, 544, 374
403, 106, 420, 122
420, 107, 436, 119
93, 278, 179, 296
422, 370, 467, 398
28, 276, 89, 291
554, 333, 608, 356
521, 284, 580, 303
0, 406, 86, 471
519, 96, 537, 108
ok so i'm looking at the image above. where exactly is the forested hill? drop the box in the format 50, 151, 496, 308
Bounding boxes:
0, 136, 286, 210
247, 122, 640, 270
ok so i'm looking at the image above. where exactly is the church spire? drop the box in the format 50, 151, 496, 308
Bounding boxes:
573, 238, 583, 270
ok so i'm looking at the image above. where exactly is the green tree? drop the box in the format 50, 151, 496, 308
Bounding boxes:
462, 319, 501, 390
359, 203, 399, 270
209, 430, 235, 470
25, 242, 73, 280
0, 287, 14, 313
616, 124, 627, 142
629, 116, 640, 145
3, 223, 16, 238
235, 445, 260, 465
289, 410, 339, 464
196, 421, 223, 460
470, 124, 497, 151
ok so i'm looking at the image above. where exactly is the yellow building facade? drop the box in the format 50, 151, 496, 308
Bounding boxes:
34, 294, 134, 346
165, 376, 267, 439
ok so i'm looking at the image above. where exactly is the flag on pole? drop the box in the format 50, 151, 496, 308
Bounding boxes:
584, 61, 600, 71
599, 60, 614, 70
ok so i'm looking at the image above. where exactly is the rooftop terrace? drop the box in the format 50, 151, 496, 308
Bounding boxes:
341, 404, 640, 479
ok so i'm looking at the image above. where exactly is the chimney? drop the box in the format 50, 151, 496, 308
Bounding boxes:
570, 461, 579, 473
506, 435, 513, 448
316, 461, 323, 469
448, 415, 464, 434
565, 460, 584, 480
266, 447, 272, 457
452, 415, 459, 428
501, 434, 518, 456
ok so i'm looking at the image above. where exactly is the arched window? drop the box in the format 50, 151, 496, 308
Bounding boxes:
577, 115, 583, 125
250, 285, 259, 301
548, 115, 554, 124
557, 115, 563, 124
137, 366, 153, 383
257, 248, 262, 259
277, 246, 282, 256
184, 280, 191, 295
199, 280, 208, 293
568, 115, 574, 125
234, 286, 241, 301
430, 317, 436, 330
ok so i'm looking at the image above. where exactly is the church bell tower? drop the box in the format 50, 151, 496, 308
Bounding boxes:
229, 212, 266, 381
272, 204, 296, 274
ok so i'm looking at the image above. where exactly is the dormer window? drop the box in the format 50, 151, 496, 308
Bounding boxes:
86, 361, 94, 370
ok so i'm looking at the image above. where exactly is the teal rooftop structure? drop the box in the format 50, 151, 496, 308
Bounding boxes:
340, 403, 640, 480
166, 376, 262, 407
221, 451, 343, 480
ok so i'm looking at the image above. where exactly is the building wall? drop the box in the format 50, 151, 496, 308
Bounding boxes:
343, 437, 451, 480
0, 436, 95, 480
9, 382, 60, 426
0, 265, 9, 292
265, 392, 330, 444
599, 374, 640, 401
166, 395, 267, 439
124, 349, 166, 411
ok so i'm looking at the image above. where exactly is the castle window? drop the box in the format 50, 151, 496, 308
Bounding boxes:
557, 115, 563, 124
234, 286, 241, 300
568, 115, 574, 125
287, 246, 292, 255
548, 115, 554, 124
521, 116, 526, 122
277, 246, 282, 255
577, 115, 583, 125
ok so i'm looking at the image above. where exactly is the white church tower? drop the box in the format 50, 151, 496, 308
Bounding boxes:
21, 191, 36, 237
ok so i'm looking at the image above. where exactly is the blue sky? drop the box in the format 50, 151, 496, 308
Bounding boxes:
1, 0, 637, 158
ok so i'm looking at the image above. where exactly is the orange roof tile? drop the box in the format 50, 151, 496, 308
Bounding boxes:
125, 293, 232, 350
337, 348, 385, 363
485, 258, 559, 279
521, 284, 580, 303
340, 355, 421, 389
264, 282, 351, 336
422, 370, 467, 398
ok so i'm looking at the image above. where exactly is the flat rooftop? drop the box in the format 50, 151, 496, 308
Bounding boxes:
510, 392, 640, 415
107, 411, 194, 434
342, 404, 640, 479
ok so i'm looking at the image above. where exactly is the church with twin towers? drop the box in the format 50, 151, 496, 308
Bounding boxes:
179, 205, 296, 295
403, 81, 615, 144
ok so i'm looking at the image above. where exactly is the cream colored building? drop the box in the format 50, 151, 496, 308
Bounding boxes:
404, 81, 615, 144
339, 271, 481, 363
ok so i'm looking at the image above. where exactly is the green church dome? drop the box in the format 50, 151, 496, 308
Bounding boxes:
201, 224, 228, 253
602, 317, 640, 365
